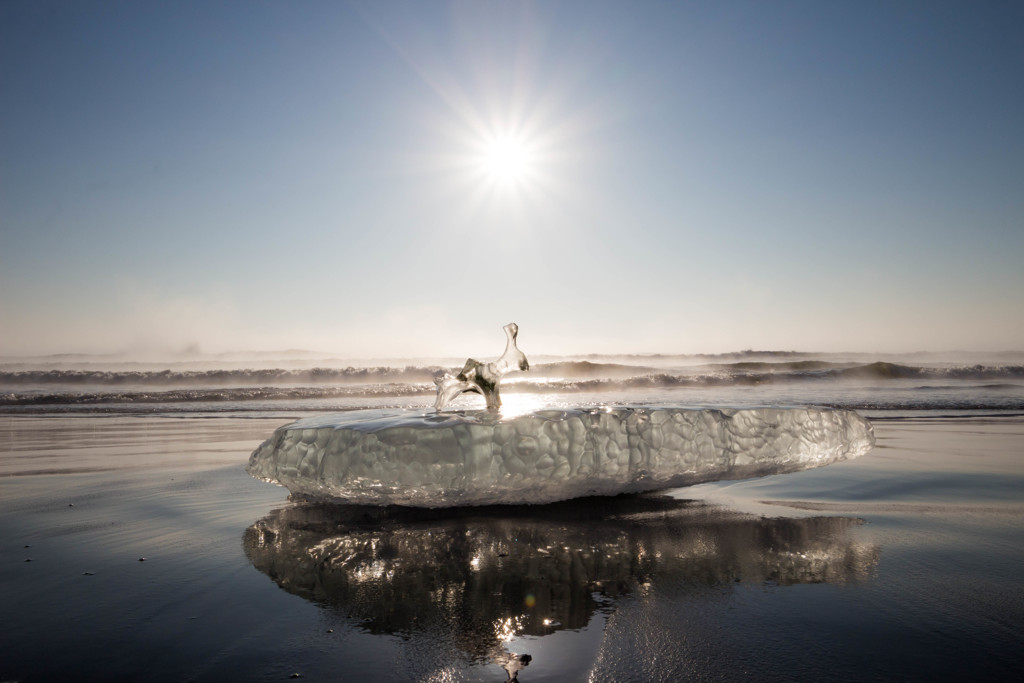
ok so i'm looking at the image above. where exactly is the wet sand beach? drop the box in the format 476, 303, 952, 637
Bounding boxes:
1, 415, 1022, 681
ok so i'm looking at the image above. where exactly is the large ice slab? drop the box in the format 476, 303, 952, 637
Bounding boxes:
247, 406, 874, 507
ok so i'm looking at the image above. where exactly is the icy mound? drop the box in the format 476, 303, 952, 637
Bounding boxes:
247, 407, 874, 507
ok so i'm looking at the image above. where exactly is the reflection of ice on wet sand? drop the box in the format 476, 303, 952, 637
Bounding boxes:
243, 496, 878, 673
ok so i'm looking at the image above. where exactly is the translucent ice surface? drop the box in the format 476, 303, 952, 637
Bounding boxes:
433, 322, 529, 410
246, 406, 874, 507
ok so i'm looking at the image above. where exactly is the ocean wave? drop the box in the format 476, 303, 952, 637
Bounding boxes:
910, 383, 1023, 392
836, 362, 1024, 380
0, 385, 431, 406
530, 360, 661, 377
2, 394, 1021, 416
0, 366, 443, 387
4, 360, 1023, 388
707, 360, 841, 372
3, 372, 1023, 408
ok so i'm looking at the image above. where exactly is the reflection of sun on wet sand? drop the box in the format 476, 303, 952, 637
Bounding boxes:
243, 496, 878, 672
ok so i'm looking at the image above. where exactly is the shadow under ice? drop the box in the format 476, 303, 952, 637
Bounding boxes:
243, 495, 878, 679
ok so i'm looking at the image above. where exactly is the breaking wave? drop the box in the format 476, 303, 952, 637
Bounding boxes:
2, 360, 1022, 388
1, 356, 1021, 413
0, 385, 427, 406
0, 366, 442, 386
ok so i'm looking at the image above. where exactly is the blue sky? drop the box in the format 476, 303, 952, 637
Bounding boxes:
2, 0, 1022, 357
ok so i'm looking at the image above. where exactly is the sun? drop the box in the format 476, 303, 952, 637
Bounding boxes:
478, 134, 534, 186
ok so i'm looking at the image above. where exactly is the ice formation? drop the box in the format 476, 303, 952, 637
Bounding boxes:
246, 406, 874, 507
434, 322, 529, 411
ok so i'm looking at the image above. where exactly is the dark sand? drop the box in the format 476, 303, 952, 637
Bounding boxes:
1, 415, 1022, 681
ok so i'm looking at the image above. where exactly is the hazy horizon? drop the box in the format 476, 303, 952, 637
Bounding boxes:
3, 343, 1023, 367
3, 1, 1022, 359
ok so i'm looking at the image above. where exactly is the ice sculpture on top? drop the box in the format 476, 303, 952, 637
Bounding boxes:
434, 322, 529, 411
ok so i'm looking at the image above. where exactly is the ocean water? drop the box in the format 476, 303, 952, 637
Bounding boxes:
2, 350, 1023, 417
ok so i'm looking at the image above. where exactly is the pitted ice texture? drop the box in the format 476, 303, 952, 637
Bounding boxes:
246, 407, 874, 507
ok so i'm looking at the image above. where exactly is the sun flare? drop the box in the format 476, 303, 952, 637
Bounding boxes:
479, 134, 533, 185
